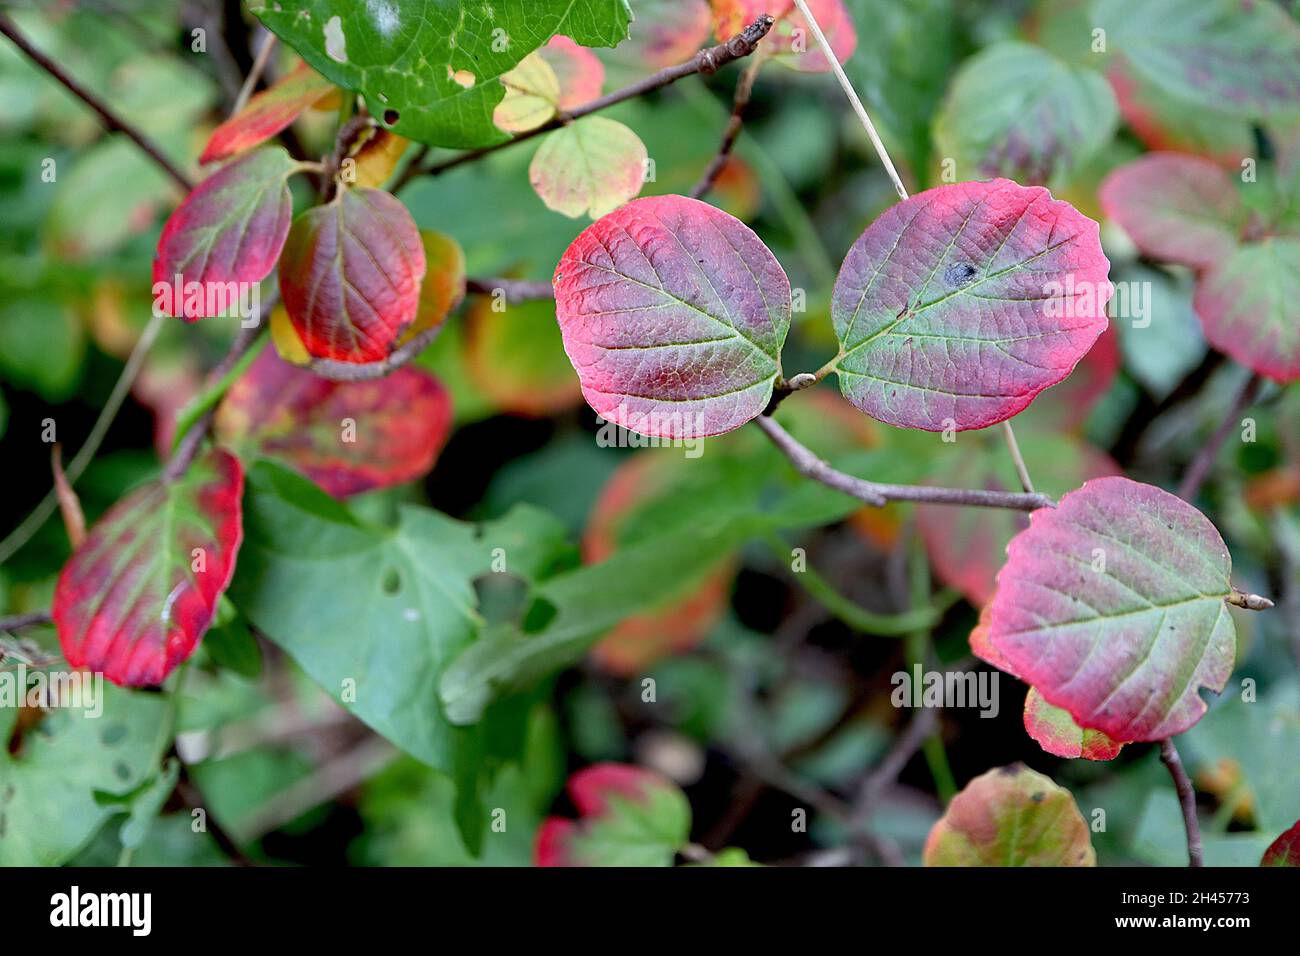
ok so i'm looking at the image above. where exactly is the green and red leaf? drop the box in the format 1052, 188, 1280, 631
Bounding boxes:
923, 764, 1096, 866
830, 178, 1112, 431
1195, 237, 1300, 383
153, 147, 298, 320
52, 449, 244, 687
618, 0, 713, 69
535, 763, 691, 866
530, 117, 647, 219
200, 61, 336, 164
553, 194, 792, 439
279, 187, 427, 363
214, 346, 452, 497
712, 0, 857, 73
1261, 820, 1300, 866
1023, 688, 1126, 761
539, 36, 605, 108
985, 476, 1236, 742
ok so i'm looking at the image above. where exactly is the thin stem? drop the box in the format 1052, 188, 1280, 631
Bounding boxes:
465, 277, 555, 302
1177, 372, 1262, 501
170, 333, 270, 455
1000, 421, 1036, 494
0, 611, 52, 632
233, 30, 277, 114
1159, 738, 1204, 867
754, 414, 1055, 512
789, 0, 907, 201
0, 312, 167, 565
690, 57, 763, 200
0, 13, 192, 192
405, 15, 776, 183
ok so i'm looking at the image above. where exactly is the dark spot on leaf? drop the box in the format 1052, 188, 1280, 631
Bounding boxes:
1031, 791, 1045, 803
382, 567, 403, 595
383, 109, 400, 126
944, 262, 977, 287
113, 761, 131, 782
101, 723, 127, 746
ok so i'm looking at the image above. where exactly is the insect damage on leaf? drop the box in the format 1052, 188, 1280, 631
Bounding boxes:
553, 194, 792, 439
52, 449, 244, 687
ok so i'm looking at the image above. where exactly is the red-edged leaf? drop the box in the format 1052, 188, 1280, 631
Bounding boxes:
985, 476, 1236, 742
918, 431, 1118, 606
540, 36, 605, 108
52, 449, 244, 687
1261, 820, 1300, 866
535, 763, 691, 867
1023, 687, 1125, 761
153, 147, 298, 321
1019, 323, 1120, 432
279, 187, 427, 363
1195, 237, 1300, 383
712, 0, 857, 73
213, 346, 451, 497
200, 61, 335, 164
618, 0, 712, 69
1099, 153, 1245, 270
583, 453, 734, 675
553, 194, 792, 439
923, 764, 1096, 866
830, 179, 1111, 431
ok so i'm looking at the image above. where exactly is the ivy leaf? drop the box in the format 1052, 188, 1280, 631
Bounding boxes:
251, 0, 633, 148
1023, 688, 1125, 761
553, 194, 793, 439
830, 178, 1111, 431
535, 763, 691, 866
932, 41, 1118, 188
1094, 0, 1300, 118
492, 52, 561, 134
530, 116, 648, 218
214, 346, 453, 497
200, 61, 335, 164
1195, 237, 1300, 383
1099, 153, 1245, 271
923, 764, 1096, 866
279, 187, 427, 363
712, 0, 857, 73
153, 147, 299, 321
52, 449, 244, 687
1262, 820, 1300, 866
539, 36, 605, 108
985, 476, 1236, 742
0, 687, 166, 865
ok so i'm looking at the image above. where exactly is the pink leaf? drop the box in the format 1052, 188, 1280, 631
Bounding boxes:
553, 195, 792, 439
712, 0, 857, 73
1195, 237, 1300, 383
830, 178, 1111, 431
540, 36, 605, 108
986, 476, 1236, 742
153, 147, 298, 321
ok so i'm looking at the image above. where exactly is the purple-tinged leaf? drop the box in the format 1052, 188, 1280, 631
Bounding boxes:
553, 195, 792, 439
830, 178, 1112, 431
1195, 237, 1300, 383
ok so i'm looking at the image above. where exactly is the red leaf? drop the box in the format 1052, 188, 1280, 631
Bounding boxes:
52, 449, 244, 687
153, 147, 299, 321
1099, 153, 1245, 270
553, 194, 792, 439
279, 188, 427, 363
985, 476, 1235, 742
200, 61, 335, 164
214, 346, 452, 497
831, 179, 1112, 431
1261, 820, 1300, 866
539, 36, 604, 109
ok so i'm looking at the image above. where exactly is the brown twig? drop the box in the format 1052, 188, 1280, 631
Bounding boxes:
1159, 738, 1203, 867
395, 15, 776, 188
690, 57, 763, 200
0, 611, 53, 632
1177, 372, 1263, 501
0, 13, 193, 192
754, 414, 1056, 512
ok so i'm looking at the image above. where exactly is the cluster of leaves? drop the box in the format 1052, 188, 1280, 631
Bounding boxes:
2, 0, 1299, 869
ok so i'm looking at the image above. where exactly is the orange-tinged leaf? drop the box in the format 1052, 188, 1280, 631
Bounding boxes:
1023, 687, 1125, 761
349, 129, 410, 189
201, 61, 336, 164
269, 303, 313, 366
712, 0, 857, 72
464, 295, 582, 416
397, 229, 467, 346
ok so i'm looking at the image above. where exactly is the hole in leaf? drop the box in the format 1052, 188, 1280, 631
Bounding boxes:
383, 108, 400, 126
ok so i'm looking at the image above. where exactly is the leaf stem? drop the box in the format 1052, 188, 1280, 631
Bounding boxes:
1159, 737, 1204, 867
1000, 421, 1036, 494
1177, 372, 1262, 502
690, 57, 764, 200
233, 31, 277, 114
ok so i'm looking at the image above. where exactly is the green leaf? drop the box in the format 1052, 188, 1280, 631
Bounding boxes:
933, 41, 1118, 188
529, 116, 647, 218
119, 757, 181, 850
251, 0, 633, 148
0, 685, 167, 865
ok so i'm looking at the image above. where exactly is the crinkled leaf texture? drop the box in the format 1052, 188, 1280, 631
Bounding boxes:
830, 178, 1112, 431
923, 764, 1096, 866
984, 476, 1236, 742
201, 61, 335, 163
252, 0, 632, 148
52, 449, 244, 687
214, 346, 452, 497
530, 116, 647, 219
933, 42, 1118, 188
1261, 820, 1300, 867
713, 0, 857, 73
535, 764, 690, 866
153, 147, 298, 321
279, 187, 426, 363
553, 194, 792, 439
1023, 688, 1125, 761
